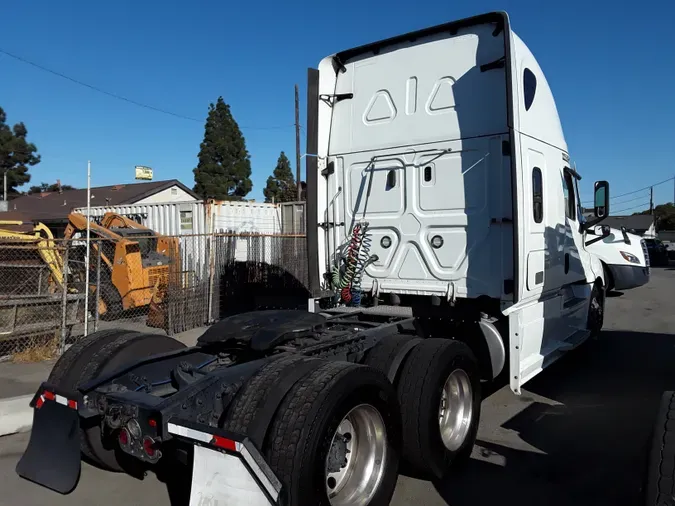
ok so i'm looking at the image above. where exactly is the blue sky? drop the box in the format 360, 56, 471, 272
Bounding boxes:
1, 0, 674, 207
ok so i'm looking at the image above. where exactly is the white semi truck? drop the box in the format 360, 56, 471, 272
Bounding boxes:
585, 225, 650, 291
17, 11, 612, 506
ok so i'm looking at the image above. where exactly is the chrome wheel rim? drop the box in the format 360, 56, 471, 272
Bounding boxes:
325, 404, 387, 505
438, 369, 473, 452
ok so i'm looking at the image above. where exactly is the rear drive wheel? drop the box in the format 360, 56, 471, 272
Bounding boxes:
47, 329, 144, 468
48, 329, 140, 388
78, 333, 186, 471
264, 362, 401, 506
396, 338, 481, 479
220, 354, 322, 433
363, 334, 417, 378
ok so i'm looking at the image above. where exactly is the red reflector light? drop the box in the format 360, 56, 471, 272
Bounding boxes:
35, 397, 44, 409
148, 418, 157, 428
43, 391, 55, 401
143, 437, 156, 457
118, 428, 130, 446
211, 436, 237, 452
67, 399, 77, 410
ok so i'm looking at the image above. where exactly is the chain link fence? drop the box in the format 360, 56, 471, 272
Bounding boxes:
0, 231, 309, 361
0, 239, 84, 361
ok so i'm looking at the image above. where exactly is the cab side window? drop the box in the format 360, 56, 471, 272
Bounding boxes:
563, 170, 576, 221
532, 167, 543, 223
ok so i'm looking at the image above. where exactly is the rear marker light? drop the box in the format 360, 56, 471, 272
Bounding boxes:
143, 437, 156, 458
43, 391, 55, 401
211, 435, 237, 452
119, 428, 130, 447
148, 418, 157, 428
67, 399, 78, 410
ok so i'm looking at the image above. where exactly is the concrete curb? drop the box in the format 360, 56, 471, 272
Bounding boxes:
0, 395, 33, 437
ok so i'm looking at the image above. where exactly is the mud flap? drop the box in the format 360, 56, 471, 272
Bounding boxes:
15, 387, 82, 494
167, 420, 282, 505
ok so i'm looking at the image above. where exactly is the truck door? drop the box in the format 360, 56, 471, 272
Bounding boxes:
560, 168, 589, 331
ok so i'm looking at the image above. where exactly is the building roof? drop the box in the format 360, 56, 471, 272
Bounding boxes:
602, 215, 655, 232
0, 179, 198, 222
0, 211, 37, 233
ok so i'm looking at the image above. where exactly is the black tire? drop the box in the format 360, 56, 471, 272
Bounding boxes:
47, 329, 143, 469
588, 283, 605, 338
645, 391, 675, 505
396, 338, 481, 479
363, 334, 416, 378
221, 354, 321, 433
48, 329, 140, 388
78, 333, 186, 471
264, 362, 401, 506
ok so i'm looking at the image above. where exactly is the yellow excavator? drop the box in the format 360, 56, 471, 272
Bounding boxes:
0, 213, 178, 328
0, 220, 78, 339
0, 220, 64, 294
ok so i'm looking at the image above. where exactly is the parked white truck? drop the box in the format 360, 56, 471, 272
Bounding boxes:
17, 11, 612, 506
585, 225, 650, 291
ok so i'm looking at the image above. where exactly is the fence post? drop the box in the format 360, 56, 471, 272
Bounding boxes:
165, 240, 175, 337
94, 241, 101, 332
59, 244, 69, 355
207, 231, 215, 324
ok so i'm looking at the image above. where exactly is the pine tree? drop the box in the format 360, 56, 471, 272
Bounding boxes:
263, 151, 297, 203
193, 97, 252, 200
0, 106, 40, 195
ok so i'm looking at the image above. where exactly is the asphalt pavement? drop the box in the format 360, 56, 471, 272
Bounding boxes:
1, 266, 674, 506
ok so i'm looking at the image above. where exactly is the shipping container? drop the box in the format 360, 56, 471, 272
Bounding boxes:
72, 200, 281, 236
72, 200, 284, 286
280, 201, 306, 235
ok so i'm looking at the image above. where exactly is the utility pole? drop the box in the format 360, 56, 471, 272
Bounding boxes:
295, 84, 302, 201
84, 160, 91, 337
650, 186, 654, 215
3, 171, 6, 201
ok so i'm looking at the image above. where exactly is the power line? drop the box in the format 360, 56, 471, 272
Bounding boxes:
610, 193, 651, 207
0, 47, 294, 131
610, 176, 674, 201
583, 176, 675, 204
613, 201, 651, 214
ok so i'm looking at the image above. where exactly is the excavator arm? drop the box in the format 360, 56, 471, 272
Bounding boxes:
100, 212, 153, 231
0, 220, 64, 289
97, 212, 178, 258
64, 213, 127, 244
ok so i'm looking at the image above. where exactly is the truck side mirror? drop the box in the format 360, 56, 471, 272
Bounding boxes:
594, 181, 610, 219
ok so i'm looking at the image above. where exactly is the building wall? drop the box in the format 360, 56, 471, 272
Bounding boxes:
136, 185, 197, 204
